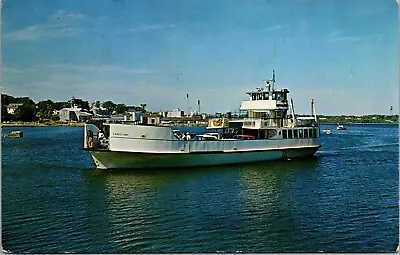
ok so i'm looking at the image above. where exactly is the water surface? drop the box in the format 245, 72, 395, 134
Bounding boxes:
2, 124, 398, 253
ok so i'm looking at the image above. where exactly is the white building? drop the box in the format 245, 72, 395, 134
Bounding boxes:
7, 103, 23, 114
167, 108, 184, 118
59, 106, 93, 122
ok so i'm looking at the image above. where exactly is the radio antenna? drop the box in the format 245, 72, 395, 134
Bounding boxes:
273, 44, 276, 89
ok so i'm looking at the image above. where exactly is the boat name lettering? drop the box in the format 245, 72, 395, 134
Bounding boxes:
113, 132, 129, 136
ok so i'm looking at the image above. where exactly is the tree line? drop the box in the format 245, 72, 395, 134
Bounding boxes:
1, 94, 147, 122
316, 114, 399, 124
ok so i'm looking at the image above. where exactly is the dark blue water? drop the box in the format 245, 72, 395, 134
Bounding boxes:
2, 124, 398, 253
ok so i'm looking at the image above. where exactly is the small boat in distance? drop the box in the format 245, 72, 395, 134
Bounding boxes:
322, 129, 332, 135
83, 70, 322, 169
7, 131, 23, 138
337, 124, 347, 130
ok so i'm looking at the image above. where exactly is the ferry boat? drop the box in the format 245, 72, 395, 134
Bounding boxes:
83, 71, 322, 169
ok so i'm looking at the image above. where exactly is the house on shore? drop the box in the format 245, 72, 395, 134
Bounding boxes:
7, 103, 23, 114
59, 106, 93, 122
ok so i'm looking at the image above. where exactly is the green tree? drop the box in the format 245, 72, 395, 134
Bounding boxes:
115, 104, 128, 114
14, 96, 35, 105
53, 101, 69, 110
1, 106, 13, 121
1, 94, 14, 121
102, 101, 116, 115
69, 98, 90, 110
36, 99, 55, 119
14, 103, 37, 122
2, 94, 14, 106
140, 103, 147, 113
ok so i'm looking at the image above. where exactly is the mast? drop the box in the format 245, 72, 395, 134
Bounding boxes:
272, 69, 276, 90
311, 99, 317, 121
273, 44, 276, 90
186, 93, 189, 116
290, 98, 296, 126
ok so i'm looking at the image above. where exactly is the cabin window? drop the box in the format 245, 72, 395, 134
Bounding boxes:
308, 129, 313, 138
288, 129, 293, 139
294, 129, 298, 139
263, 92, 268, 100
299, 129, 303, 138
252, 94, 256, 100
257, 93, 263, 100
313, 128, 318, 138
272, 93, 276, 100
283, 130, 287, 139
304, 129, 308, 138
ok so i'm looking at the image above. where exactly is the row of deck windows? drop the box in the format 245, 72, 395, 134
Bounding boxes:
282, 128, 319, 139
251, 92, 287, 101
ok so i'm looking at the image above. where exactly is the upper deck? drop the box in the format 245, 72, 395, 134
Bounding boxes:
240, 88, 289, 111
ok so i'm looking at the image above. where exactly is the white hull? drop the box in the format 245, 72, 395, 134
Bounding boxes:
89, 145, 320, 169
85, 111, 322, 169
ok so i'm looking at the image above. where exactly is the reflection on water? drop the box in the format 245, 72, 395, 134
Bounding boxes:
2, 125, 398, 253
81, 158, 320, 252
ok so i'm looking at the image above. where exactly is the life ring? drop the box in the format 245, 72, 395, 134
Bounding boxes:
213, 118, 223, 126
87, 137, 93, 148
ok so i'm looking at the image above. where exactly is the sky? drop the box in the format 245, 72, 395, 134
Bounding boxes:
1, 0, 398, 115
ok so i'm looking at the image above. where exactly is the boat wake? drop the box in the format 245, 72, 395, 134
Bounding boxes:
341, 142, 398, 151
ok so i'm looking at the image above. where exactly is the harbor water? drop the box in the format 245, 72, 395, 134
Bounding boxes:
1, 124, 398, 253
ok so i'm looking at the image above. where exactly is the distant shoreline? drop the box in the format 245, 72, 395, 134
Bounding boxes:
1, 121, 84, 127
321, 122, 398, 125
1, 121, 397, 128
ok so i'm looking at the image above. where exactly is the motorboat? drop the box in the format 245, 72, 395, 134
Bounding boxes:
322, 129, 332, 135
336, 124, 347, 130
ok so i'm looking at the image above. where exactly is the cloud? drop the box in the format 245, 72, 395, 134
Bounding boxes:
326, 31, 363, 43
48, 64, 161, 74
3, 24, 83, 41
49, 10, 85, 21
3, 10, 86, 42
328, 35, 361, 43
264, 24, 290, 32
3, 67, 25, 74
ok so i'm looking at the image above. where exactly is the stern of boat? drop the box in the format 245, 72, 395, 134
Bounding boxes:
84, 122, 109, 150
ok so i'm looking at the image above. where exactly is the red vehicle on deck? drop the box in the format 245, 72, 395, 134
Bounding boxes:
233, 134, 255, 140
